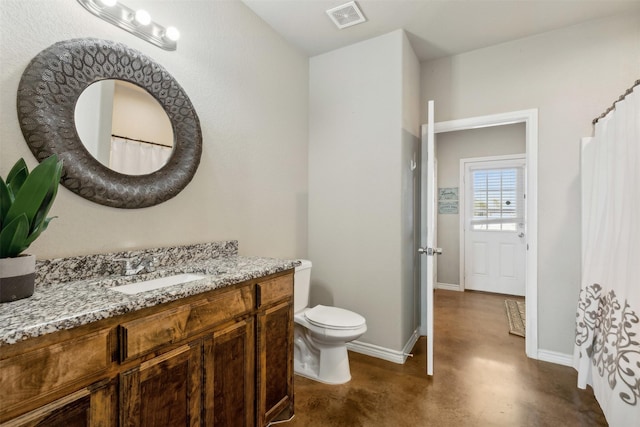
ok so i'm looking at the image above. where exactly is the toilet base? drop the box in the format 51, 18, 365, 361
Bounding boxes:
294, 366, 351, 385
294, 325, 353, 384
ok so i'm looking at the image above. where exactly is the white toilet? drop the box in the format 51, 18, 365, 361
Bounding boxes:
293, 260, 367, 384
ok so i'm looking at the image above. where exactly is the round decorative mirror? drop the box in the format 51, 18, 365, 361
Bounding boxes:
17, 38, 202, 208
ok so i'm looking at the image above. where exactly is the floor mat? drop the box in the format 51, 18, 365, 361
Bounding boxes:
505, 299, 525, 337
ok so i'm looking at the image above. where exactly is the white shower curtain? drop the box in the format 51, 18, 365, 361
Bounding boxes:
109, 136, 172, 175
574, 86, 640, 427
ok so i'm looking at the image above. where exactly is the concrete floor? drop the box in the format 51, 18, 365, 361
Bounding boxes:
285, 289, 606, 426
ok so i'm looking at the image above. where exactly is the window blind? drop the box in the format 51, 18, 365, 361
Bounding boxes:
470, 166, 524, 231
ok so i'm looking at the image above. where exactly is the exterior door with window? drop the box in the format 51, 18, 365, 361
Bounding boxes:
464, 156, 526, 296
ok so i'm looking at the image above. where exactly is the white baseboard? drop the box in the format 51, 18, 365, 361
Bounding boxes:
437, 282, 461, 291
537, 349, 573, 367
402, 328, 421, 360
347, 328, 420, 364
348, 336, 573, 368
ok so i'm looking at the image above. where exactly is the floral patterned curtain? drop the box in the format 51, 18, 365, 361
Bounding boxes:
574, 86, 639, 426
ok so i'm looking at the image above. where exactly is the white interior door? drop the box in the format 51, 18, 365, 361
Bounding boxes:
463, 157, 526, 296
420, 100, 438, 376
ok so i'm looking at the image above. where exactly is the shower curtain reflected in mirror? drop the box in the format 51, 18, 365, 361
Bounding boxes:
574, 85, 639, 427
110, 136, 172, 176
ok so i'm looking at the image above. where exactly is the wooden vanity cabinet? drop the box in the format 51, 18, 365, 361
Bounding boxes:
119, 318, 257, 427
119, 342, 203, 427
0, 327, 116, 426
256, 275, 295, 426
1, 377, 117, 427
0, 270, 294, 426
203, 318, 255, 426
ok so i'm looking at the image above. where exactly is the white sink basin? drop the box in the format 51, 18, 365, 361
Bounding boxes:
110, 273, 206, 295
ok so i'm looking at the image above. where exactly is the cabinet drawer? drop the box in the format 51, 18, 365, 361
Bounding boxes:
257, 274, 293, 307
0, 329, 111, 418
120, 285, 254, 362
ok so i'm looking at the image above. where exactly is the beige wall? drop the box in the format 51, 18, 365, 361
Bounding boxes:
308, 30, 420, 353
112, 82, 174, 147
401, 32, 422, 347
421, 12, 640, 355
0, 0, 309, 260
435, 124, 526, 286
75, 79, 114, 165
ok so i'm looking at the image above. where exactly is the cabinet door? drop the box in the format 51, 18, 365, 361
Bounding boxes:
120, 343, 202, 427
3, 378, 117, 427
203, 318, 255, 427
0, 329, 111, 421
256, 301, 293, 426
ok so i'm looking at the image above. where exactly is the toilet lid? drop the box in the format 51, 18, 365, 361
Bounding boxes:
304, 305, 366, 330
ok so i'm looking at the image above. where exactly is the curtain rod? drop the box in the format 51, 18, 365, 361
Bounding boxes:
111, 134, 173, 148
592, 79, 640, 125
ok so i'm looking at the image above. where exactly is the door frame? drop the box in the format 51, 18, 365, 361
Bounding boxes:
459, 154, 526, 294
422, 108, 538, 359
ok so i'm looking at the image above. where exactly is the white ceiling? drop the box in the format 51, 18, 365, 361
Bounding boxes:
242, 0, 640, 62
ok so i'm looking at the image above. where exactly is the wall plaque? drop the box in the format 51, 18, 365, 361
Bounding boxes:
438, 187, 459, 214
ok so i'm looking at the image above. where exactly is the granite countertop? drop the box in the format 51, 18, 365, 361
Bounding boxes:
0, 242, 298, 346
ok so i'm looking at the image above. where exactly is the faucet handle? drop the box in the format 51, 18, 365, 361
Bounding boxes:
145, 256, 159, 272
113, 257, 138, 275
113, 257, 131, 268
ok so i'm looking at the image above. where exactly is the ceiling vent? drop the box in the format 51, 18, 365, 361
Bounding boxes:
326, 1, 367, 29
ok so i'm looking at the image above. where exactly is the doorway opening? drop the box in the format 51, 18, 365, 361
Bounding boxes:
420, 109, 538, 361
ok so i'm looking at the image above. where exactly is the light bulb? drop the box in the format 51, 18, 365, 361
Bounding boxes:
98, 0, 117, 6
164, 26, 180, 41
134, 9, 151, 26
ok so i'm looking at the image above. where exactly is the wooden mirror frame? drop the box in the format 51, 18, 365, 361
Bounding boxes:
17, 38, 202, 208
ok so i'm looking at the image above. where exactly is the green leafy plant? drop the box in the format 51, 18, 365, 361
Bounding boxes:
0, 155, 63, 258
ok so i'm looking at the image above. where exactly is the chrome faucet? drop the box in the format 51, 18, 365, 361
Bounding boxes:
115, 256, 159, 276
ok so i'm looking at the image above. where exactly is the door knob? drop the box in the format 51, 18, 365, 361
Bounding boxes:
518, 232, 525, 238
419, 247, 442, 256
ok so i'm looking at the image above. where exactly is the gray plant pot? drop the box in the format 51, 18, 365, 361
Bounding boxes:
0, 254, 36, 303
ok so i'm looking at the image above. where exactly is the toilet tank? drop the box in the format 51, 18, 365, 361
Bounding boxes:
294, 260, 312, 313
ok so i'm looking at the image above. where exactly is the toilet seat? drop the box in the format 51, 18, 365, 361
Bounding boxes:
304, 305, 366, 330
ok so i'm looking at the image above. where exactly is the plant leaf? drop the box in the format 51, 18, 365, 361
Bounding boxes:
6, 158, 28, 198
0, 177, 11, 229
28, 159, 62, 235
4, 155, 61, 234
1, 155, 62, 257
24, 216, 57, 248
0, 213, 29, 258
30, 187, 55, 236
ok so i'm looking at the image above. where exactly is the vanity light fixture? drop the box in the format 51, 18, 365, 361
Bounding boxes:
134, 9, 151, 26
164, 26, 180, 42
76, 0, 180, 50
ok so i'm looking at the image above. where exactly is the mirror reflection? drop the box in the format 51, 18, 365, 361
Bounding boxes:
75, 80, 174, 175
